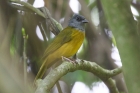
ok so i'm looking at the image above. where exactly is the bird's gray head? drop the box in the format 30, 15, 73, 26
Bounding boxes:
68, 14, 88, 31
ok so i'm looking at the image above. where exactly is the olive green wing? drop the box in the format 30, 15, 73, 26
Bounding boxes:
42, 27, 73, 59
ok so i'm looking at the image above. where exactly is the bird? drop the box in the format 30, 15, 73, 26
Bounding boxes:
34, 14, 88, 82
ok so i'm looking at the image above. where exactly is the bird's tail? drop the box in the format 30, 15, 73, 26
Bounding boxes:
33, 59, 48, 84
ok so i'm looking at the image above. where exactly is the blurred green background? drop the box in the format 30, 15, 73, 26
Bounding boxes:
1, 0, 140, 93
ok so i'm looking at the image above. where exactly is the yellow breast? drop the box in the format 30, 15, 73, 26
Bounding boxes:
60, 29, 85, 57
50, 29, 85, 59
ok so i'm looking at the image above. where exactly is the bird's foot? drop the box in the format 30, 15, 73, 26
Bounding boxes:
62, 56, 77, 64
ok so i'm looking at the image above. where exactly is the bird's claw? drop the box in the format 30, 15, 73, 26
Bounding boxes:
62, 56, 77, 64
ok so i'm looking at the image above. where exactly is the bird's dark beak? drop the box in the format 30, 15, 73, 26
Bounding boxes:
82, 19, 88, 23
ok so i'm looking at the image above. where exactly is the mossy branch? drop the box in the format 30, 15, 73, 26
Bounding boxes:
35, 60, 122, 93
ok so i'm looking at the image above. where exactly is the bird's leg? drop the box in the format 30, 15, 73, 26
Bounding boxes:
73, 54, 77, 60
61, 56, 77, 64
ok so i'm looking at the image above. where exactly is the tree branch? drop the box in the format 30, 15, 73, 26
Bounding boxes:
35, 60, 122, 93
10, 0, 63, 35
10, 0, 45, 18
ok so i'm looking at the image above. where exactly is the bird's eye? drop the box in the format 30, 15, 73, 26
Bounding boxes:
76, 17, 82, 21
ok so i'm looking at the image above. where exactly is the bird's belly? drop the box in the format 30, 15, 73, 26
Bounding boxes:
52, 31, 84, 58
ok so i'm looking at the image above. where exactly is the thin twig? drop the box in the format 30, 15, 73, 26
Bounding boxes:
22, 28, 28, 92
